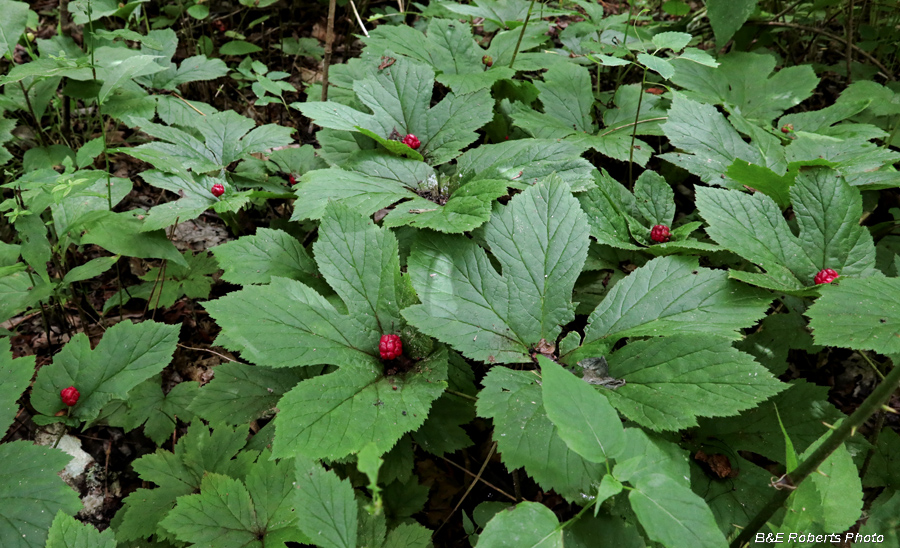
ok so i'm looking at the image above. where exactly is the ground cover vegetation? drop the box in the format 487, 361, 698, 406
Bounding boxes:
1, 0, 899, 546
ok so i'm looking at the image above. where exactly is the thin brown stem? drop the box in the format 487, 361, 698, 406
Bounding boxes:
436, 441, 498, 534
440, 455, 517, 502
321, 0, 338, 102
754, 21, 895, 80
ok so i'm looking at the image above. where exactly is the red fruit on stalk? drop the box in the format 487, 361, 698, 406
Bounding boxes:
814, 268, 839, 285
61, 386, 80, 407
402, 134, 420, 150
288, 174, 297, 185
482, 55, 493, 67
650, 224, 670, 243
379, 334, 402, 360
211, 183, 225, 197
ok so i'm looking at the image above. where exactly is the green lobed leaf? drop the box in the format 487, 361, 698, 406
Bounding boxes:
403, 176, 589, 363
670, 52, 818, 123
297, 56, 492, 166
614, 428, 690, 487
30, 320, 179, 423
637, 53, 675, 80
582, 255, 772, 344
0, 337, 34, 433
122, 378, 198, 445
290, 151, 433, 221
0, 442, 82, 548
658, 93, 762, 185
212, 227, 321, 286
695, 186, 811, 287
189, 362, 309, 425
476, 502, 563, 548
271, 345, 447, 460
116, 423, 255, 542
511, 62, 594, 138
45, 511, 117, 548
652, 31, 692, 52
706, 0, 757, 46
293, 457, 357, 548
540, 356, 625, 463
381, 179, 510, 234
477, 368, 605, 500
802, 435, 863, 533
628, 474, 727, 548
632, 169, 674, 227
602, 336, 787, 431
77, 211, 188, 267
314, 201, 402, 330
790, 168, 878, 279
453, 139, 596, 193
807, 277, 900, 355
382, 523, 433, 548
0, 0, 30, 59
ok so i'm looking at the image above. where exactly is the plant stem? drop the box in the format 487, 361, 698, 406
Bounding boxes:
321, 0, 338, 102
509, 0, 538, 69
628, 70, 647, 190
753, 21, 895, 80
730, 358, 900, 548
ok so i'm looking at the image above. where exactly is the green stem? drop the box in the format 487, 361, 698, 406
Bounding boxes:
730, 358, 900, 548
508, 0, 538, 69
627, 69, 647, 190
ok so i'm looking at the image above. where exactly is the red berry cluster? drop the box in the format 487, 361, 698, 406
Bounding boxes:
814, 268, 839, 285
402, 134, 420, 150
211, 183, 225, 197
288, 174, 297, 185
482, 55, 493, 67
379, 334, 402, 360
61, 386, 80, 407
650, 224, 670, 243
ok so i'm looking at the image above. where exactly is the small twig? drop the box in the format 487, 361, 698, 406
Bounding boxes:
436, 442, 498, 533
512, 468, 523, 502
440, 455, 517, 501
172, 92, 207, 116
858, 351, 886, 380
446, 389, 478, 402
321, 0, 338, 102
598, 117, 668, 138
176, 342, 243, 364
846, 0, 855, 83
770, 0, 806, 21
349, 0, 370, 37
754, 21, 896, 80
628, 72, 648, 190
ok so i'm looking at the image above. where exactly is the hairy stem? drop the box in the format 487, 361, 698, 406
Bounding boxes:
731, 358, 900, 547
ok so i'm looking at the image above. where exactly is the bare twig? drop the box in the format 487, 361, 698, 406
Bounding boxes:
349, 0, 370, 37
321, 0, 338, 102
437, 442, 498, 533
439, 455, 517, 502
176, 343, 244, 364
754, 20, 895, 80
